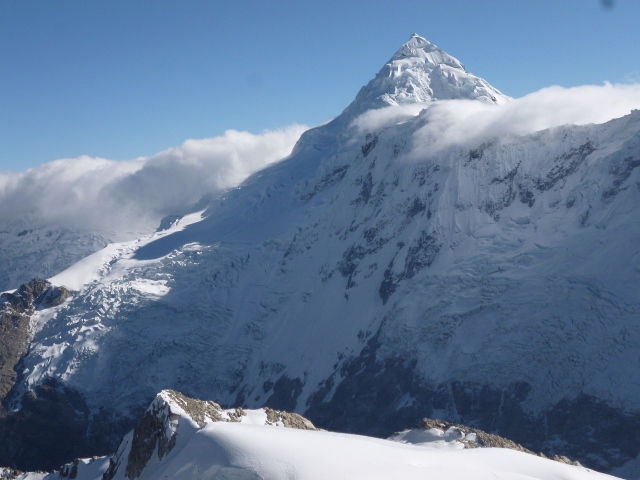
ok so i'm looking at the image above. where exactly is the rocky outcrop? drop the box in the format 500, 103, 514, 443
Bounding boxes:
122, 400, 178, 479
411, 418, 581, 466
0, 468, 21, 480
0, 281, 88, 473
104, 390, 318, 480
265, 407, 317, 430
0, 279, 70, 404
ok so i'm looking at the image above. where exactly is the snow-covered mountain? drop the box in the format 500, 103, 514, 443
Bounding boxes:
342, 33, 509, 118
0, 221, 110, 293
0, 127, 306, 293
2, 34, 640, 476
1, 390, 614, 480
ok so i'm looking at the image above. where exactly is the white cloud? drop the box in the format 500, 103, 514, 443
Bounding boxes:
349, 83, 640, 158
410, 83, 640, 156
0, 125, 307, 237
349, 103, 427, 133
3, 82, 639, 240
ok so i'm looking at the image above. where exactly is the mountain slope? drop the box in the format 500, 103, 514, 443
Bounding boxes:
3, 391, 613, 480
0, 222, 110, 293
3, 35, 640, 474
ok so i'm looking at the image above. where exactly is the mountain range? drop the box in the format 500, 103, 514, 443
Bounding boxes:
2, 34, 640, 477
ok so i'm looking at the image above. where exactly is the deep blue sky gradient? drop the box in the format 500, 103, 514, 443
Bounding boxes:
1, 0, 638, 170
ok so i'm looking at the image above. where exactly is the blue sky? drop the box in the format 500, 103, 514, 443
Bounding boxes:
1, 0, 639, 171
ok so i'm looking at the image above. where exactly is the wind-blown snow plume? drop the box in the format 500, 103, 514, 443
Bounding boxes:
0, 125, 307, 236
352, 83, 640, 157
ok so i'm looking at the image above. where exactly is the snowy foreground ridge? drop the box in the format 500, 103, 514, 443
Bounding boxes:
3, 34, 640, 476
0, 390, 617, 480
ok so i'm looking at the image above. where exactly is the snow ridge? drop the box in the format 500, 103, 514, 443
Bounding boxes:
5, 391, 613, 480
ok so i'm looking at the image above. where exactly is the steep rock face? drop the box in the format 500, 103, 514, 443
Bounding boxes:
0, 279, 70, 402
0, 281, 90, 473
4, 35, 640, 474
103, 390, 317, 480
0, 379, 104, 473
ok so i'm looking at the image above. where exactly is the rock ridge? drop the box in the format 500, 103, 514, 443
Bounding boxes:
0, 278, 70, 405
412, 417, 581, 466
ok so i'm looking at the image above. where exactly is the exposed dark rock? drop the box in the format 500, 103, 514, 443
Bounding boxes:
339, 244, 368, 279
603, 155, 640, 199
105, 390, 317, 480
306, 329, 428, 436
536, 141, 595, 192
354, 172, 374, 205
304, 326, 640, 472
266, 375, 304, 413
519, 187, 535, 207
0, 467, 22, 479
156, 214, 183, 232
227, 407, 247, 422
102, 438, 130, 480
415, 417, 535, 452
162, 389, 226, 427
406, 197, 427, 217
301, 165, 350, 201
481, 142, 594, 217
4, 390, 319, 479
378, 233, 441, 304
0, 378, 118, 472
0, 279, 71, 403
37, 285, 70, 309
379, 267, 399, 304
466, 141, 495, 166
403, 232, 440, 279
361, 134, 378, 158
109, 390, 226, 480
59, 458, 80, 479
0, 279, 76, 469
124, 400, 178, 479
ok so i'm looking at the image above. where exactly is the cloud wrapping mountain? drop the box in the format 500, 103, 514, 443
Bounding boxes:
353, 83, 640, 157
0, 125, 307, 236
2, 82, 639, 239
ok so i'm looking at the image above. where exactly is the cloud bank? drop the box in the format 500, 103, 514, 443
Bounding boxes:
351, 82, 640, 156
0, 125, 307, 237
3, 83, 639, 240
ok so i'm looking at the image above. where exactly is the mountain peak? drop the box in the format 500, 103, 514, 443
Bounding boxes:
341, 34, 510, 120
390, 34, 464, 71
